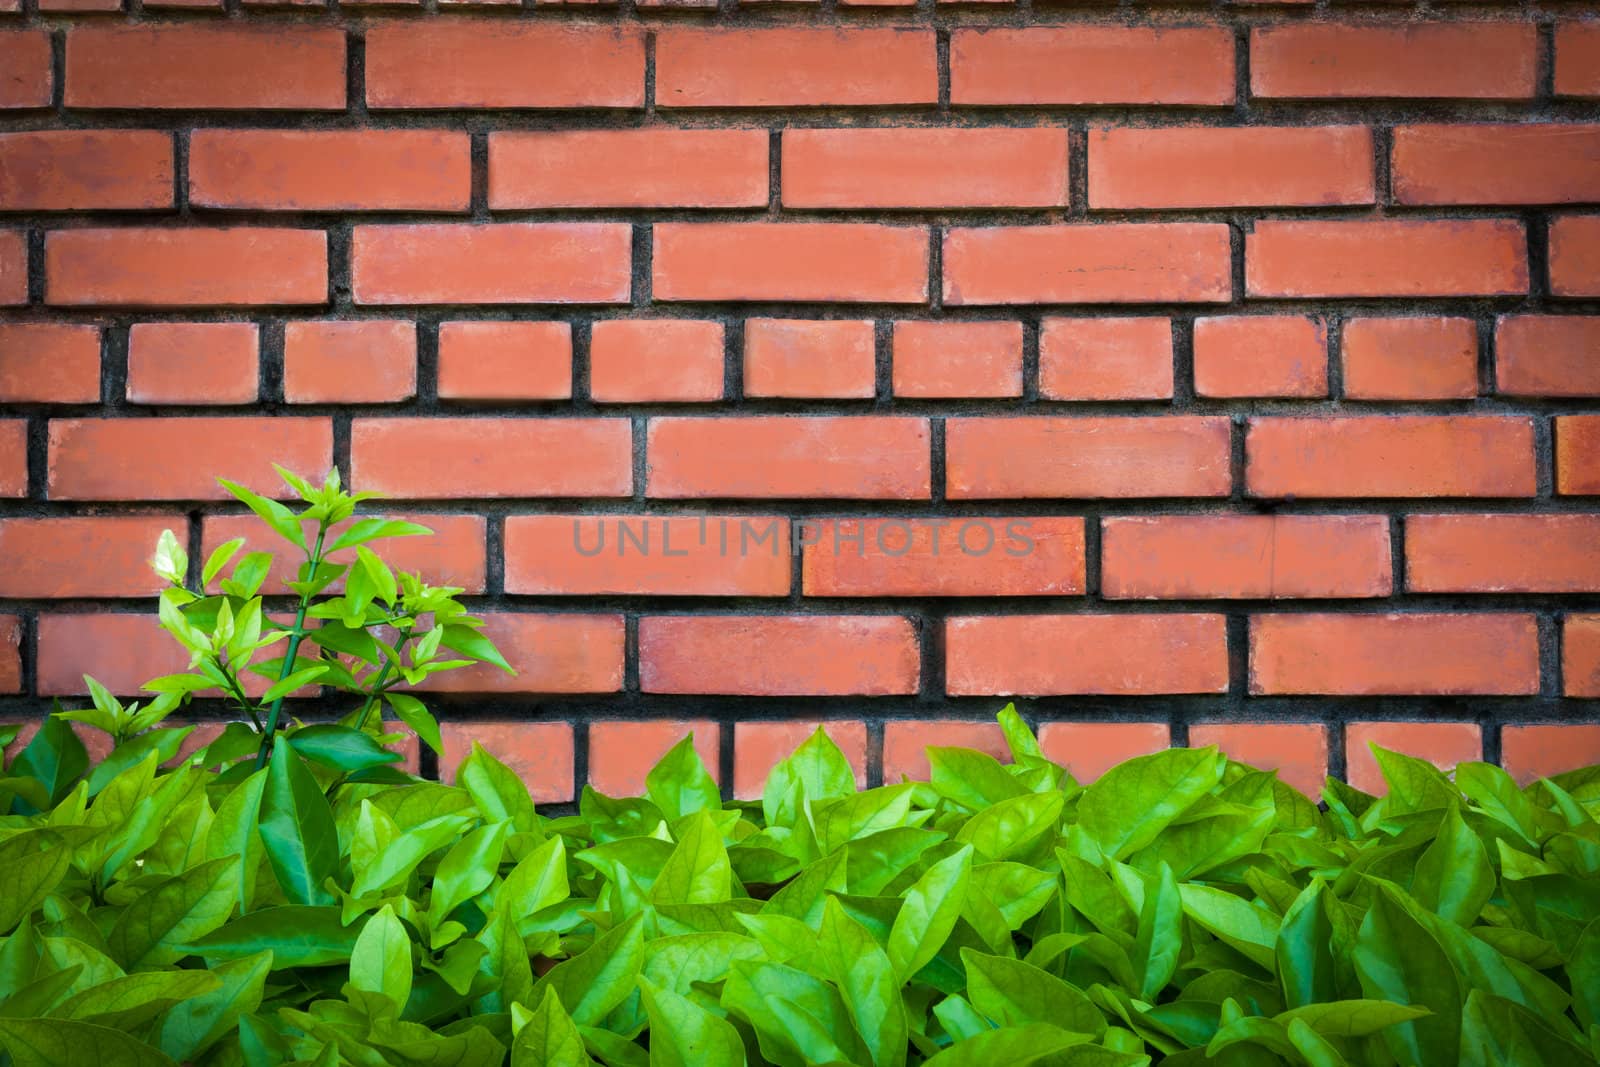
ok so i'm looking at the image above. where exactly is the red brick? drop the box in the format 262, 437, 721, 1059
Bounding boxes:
590, 319, 724, 403
1561, 416, 1600, 495
1251, 614, 1539, 695
437, 322, 570, 402
1345, 722, 1481, 795
589, 720, 720, 797
1502, 725, 1600, 785
0, 131, 172, 210
505, 515, 791, 596
66, 26, 346, 110
947, 416, 1231, 499
1246, 220, 1527, 298
0, 616, 18, 694
439, 722, 574, 803
352, 417, 631, 499
946, 614, 1228, 696
1551, 216, 1600, 297
783, 128, 1068, 209
892, 321, 1021, 399
46, 228, 327, 308
48, 417, 331, 501
653, 223, 928, 304
1556, 22, 1600, 97
126, 323, 258, 406
943, 224, 1231, 305
418, 613, 624, 694
0, 230, 23, 305
1194, 315, 1328, 399
1406, 515, 1600, 593
1251, 23, 1536, 100
883, 720, 1008, 783
743, 319, 876, 400
1248, 416, 1535, 499
366, 23, 644, 109
1188, 723, 1329, 798
1393, 124, 1600, 206
1103, 515, 1392, 600
1496, 316, 1600, 397
1566, 615, 1600, 697
490, 129, 767, 209
283, 321, 417, 404
647, 416, 930, 499
656, 28, 935, 108
951, 27, 1234, 106
0, 516, 172, 598
0, 324, 100, 403
802, 516, 1084, 597
189, 130, 470, 212
1039, 317, 1173, 401
0, 421, 25, 498
640, 615, 919, 696
1088, 126, 1373, 209
1, 32, 52, 110
37, 614, 189, 696
1341, 317, 1478, 401
351, 224, 632, 306
1037, 723, 1171, 784
734, 721, 868, 799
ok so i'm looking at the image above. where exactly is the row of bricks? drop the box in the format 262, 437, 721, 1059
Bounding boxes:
5, 414, 1599, 499
4, 315, 1600, 405
5, 511, 1600, 599
3, 24, 1600, 111
8, 124, 1600, 212
1, 217, 1596, 305
5, 610, 1598, 698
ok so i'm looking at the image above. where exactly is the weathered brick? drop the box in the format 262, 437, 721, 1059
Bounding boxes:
66, 26, 346, 109
654, 223, 928, 303
589, 319, 725, 403
1039, 317, 1173, 401
189, 130, 471, 212
0, 131, 173, 210
891, 320, 1021, 398
1566, 615, 1600, 697
1407, 514, 1600, 593
0, 230, 26, 306
743, 319, 876, 399
0, 516, 172, 598
656, 28, 936, 107
46, 228, 328, 307
1559, 416, 1600, 495
283, 320, 416, 404
883, 720, 1008, 782
126, 323, 258, 406
0, 324, 100, 403
1502, 725, 1600, 785
946, 614, 1229, 695
1251, 23, 1536, 99
951, 27, 1234, 106
436, 322, 571, 402
0, 616, 18, 694
439, 722, 574, 803
783, 128, 1069, 208
640, 615, 920, 695
589, 721, 720, 798
944, 224, 1231, 305
802, 516, 1085, 597
1036, 722, 1172, 784
947, 416, 1231, 498
1188, 723, 1328, 798
48, 417, 331, 500
647, 416, 930, 499
1341, 317, 1478, 401
505, 515, 791, 596
490, 129, 767, 209
417, 613, 625, 694
351, 417, 631, 498
36, 614, 188, 696
1556, 21, 1600, 97
1550, 215, 1600, 297
0, 420, 26, 498
351, 224, 632, 305
1496, 315, 1600, 397
0, 32, 52, 110
1193, 315, 1328, 399
1394, 124, 1600, 206
1246, 219, 1527, 298
1089, 126, 1373, 209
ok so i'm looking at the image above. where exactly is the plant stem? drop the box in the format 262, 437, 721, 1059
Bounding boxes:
353, 624, 412, 734
254, 526, 326, 769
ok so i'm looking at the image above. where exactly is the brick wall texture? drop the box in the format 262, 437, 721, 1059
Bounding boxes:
1, 2, 1599, 801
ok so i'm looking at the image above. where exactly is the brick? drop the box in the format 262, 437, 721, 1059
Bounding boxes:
1551, 216, 1600, 297
802, 516, 1084, 597
0, 420, 25, 497
0, 324, 100, 403
351, 224, 632, 306
0, 516, 172, 598
1496, 316, 1600, 397
437, 322, 571, 402
951, 27, 1234, 106
1036, 723, 1171, 784
883, 721, 1007, 783
1102, 515, 1392, 600
48, 417, 331, 501
46, 228, 327, 307
640, 615, 919, 696
352, 418, 631, 499
647, 416, 930, 499
189, 130, 471, 212
653, 223, 928, 304
589, 721, 720, 797
943, 224, 1231, 305
0, 131, 173, 210
1088, 126, 1374, 209
126, 323, 257, 406
0, 615, 18, 694
590, 319, 725, 403
1566, 615, 1600, 697
1502, 726, 1600, 785
1393, 124, 1600, 206
418, 613, 624, 694
1251, 23, 1537, 100
283, 321, 417, 404
1559, 416, 1600, 495
734, 721, 868, 799
439, 722, 574, 803
1245, 220, 1527, 298
505, 515, 791, 596
1556, 22, 1600, 97
892, 321, 1021, 399
1247, 416, 1535, 499
3, 721, 111, 767
1341, 317, 1478, 401
1250, 613, 1539, 695
366, 23, 644, 109
1039, 317, 1173, 401
0, 230, 23, 306
1193, 315, 1328, 399
1345, 722, 1481, 795
1406, 515, 1600, 593
1188, 723, 1328, 798
782, 128, 1069, 209
947, 416, 1231, 499
490, 130, 767, 209
945, 614, 1229, 696
1, 31, 52, 110
743, 319, 876, 399
37, 614, 189, 696
66, 26, 346, 109
656, 28, 935, 108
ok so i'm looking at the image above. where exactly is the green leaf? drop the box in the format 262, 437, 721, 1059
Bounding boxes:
427, 819, 511, 942
0, 832, 74, 936
888, 845, 973, 982
1178, 884, 1280, 970
652, 810, 732, 906
1372, 746, 1458, 815
259, 741, 340, 906
387, 693, 442, 757
1079, 747, 1222, 859
0, 1018, 178, 1067
219, 478, 307, 553
500, 834, 569, 917
919, 1022, 1095, 1067
202, 537, 246, 587
1132, 861, 1183, 1000
639, 978, 746, 1067
184, 906, 364, 969
1569, 920, 1600, 1032
151, 529, 187, 585
457, 741, 537, 834
531, 914, 645, 1027
355, 546, 398, 607
53, 971, 219, 1031
287, 723, 402, 774
1277, 1000, 1432, 1038
511, 988, 593, 1067
1413, 804, 1495, 926
330, 518, 432, 553
155, 950, 271, 1063
1277, 880, 1338, 1010
819, 897, 907, 1067
1352, 884, 1461, 1067
106, 855, 240, 968
1460, 989, 1594, 1067
10, 715, 89, 808
962, 949, 1105, 1038
439, 624, 514, 675
646, 734, 721, 822
261, 664, 329, 703
350, 903, 412, 1009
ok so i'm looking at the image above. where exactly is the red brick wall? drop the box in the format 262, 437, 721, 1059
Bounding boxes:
1, 4, 1598, 800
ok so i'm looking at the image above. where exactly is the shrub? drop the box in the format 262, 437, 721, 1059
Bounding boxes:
1, 471, 1598, 1066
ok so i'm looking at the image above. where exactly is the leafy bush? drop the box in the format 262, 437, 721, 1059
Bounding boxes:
2, 471, 1599, 1066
